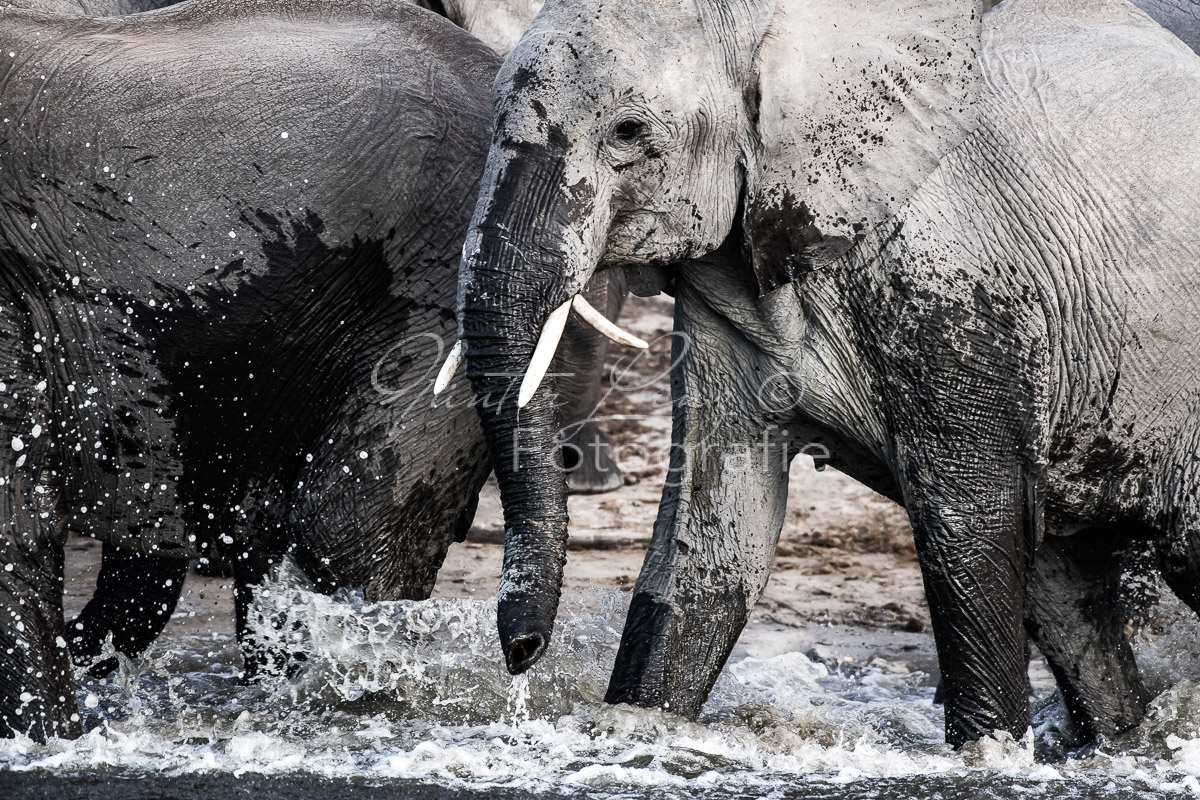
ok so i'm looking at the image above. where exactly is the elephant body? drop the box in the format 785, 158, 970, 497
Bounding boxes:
54, 0, 622, 687
1127, 0, 1200, 49
0, 0, 514, 740
2, 0, 633, 740
455, 0, 1200, 747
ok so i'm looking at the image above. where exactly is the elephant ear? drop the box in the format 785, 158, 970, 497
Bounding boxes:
743, 0, 982, 295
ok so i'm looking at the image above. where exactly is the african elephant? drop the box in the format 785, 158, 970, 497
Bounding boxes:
452, 0, 1200, 747
55, 0, 629, 682
0, 0, 641, 741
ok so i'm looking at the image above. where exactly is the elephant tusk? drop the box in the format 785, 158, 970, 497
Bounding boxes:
572, 295, 648, 349
517, 298, 573, 408
433, 339, 464, 395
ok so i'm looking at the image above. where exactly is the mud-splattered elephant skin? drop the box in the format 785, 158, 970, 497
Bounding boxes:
0, 0, 635, 741
452, 0, 1200, 748
0, 0, 498, 740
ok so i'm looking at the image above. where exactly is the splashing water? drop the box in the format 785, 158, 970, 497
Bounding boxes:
4, 562, 1200, 798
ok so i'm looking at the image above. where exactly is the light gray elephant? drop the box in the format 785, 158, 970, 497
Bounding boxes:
450, 0, 1200, 747
411, 0, 543, 55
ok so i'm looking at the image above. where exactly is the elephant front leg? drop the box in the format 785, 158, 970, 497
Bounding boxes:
561, 420, 622, 495
901, 453, 1034, 746
68, 542, 189, 679
0, 357, 76, 739
605, 326, 791, 717
0, 513, 75, 741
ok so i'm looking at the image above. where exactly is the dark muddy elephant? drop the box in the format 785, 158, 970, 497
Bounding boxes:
453, 0, 1200, 747
0, 0, 638, 741
61, 0, 629, 682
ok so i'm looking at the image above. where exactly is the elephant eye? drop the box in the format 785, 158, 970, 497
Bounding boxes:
612, 118, 646, 142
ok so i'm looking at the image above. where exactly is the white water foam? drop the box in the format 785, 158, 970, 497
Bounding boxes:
4, 561, 1200, 797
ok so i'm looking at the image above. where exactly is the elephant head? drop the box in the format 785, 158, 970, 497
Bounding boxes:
457, 0, 982, 677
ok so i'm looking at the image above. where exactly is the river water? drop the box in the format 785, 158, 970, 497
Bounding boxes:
3, 564, 1200, 799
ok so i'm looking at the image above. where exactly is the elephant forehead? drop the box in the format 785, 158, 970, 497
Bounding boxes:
523, 0, 704, 42
495, 0, 714, 106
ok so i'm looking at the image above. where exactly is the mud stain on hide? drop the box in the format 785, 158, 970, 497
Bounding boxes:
464, 138, 584, 351
293, 477, 474, 602
743, 187, 856, 296
509, 65, 545, 96
123, 210, 408, 550
1068, 434, 1148, 482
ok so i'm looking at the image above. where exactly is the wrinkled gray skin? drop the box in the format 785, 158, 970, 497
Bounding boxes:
935, 0, 1200, 740
992, 0, 1199, 48
3, 0, 173, 13
459, 0, 1200, 747
411, 0, 544, 55
1127, 0, 1200, 48
0, 0, 630, 742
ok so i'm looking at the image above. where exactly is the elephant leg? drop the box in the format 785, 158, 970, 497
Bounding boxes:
606, 296, 791, 717
0, 327, 76, 740
1156, 512, 1200, 616
900, 456, 1033, 747
0, 514, 73, 742
232, 543, 280, 682
0, 495, 74, 740
560, 419, 622, 494
1024, 532, 1146, 741
67, 541, 188, 679
933, 642, 1032, 706
557, 270, 626, 495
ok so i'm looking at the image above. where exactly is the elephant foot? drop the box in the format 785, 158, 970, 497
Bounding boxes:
1, 554, 80, 741
562, 421, 623, 494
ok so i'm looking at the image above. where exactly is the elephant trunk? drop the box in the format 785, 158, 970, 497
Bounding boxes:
459, 143, 598, 674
